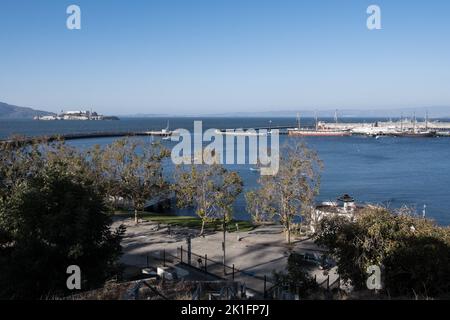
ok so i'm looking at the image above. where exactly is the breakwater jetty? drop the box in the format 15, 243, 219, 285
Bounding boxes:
0, 130, 173, 146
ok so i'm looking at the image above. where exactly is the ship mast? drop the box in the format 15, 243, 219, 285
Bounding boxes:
400, 112, 403, 132
315, 110, 318, 131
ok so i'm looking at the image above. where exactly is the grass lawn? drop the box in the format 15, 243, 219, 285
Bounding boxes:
114, 211, 255, 232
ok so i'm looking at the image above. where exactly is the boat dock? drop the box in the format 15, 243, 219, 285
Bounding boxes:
285, 112, 450, 137
317, 119, 450, 137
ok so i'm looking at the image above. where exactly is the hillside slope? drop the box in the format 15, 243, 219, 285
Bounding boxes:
0, 102, 55, 119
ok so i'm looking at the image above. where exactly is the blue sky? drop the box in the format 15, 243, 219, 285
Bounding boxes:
0, 0, 449, 115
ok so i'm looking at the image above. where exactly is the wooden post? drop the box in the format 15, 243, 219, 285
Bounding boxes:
232, 264, 235, 280
180, 246, 183, 264
264, 275, 267, 298
326, 275, 330, 291
163, 249, 166, 267
204, 254, 207, 273
186, 236, 192, 265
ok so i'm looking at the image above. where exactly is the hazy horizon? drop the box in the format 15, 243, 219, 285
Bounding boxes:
1, 0, 450, 115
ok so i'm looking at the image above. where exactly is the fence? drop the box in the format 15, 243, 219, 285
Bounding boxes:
142, 246, 273, 297
317, 274, 341, 291
143, 247, 341, 299
264, 274, 342, 300
177, 246, 272, 296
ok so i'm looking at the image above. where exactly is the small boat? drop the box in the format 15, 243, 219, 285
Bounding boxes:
145, 120, 173, 136
249, 167, 261, 172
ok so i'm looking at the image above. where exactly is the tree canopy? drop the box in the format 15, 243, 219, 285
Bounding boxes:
100, 138, 170, 223
0, 139, 125, 299
315, 207, 450, 298
246, 142, 322, 243
173, 162, 243, 235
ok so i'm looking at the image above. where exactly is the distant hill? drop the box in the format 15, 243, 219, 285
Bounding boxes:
195, 106, 450, 119
0, 102, 55, 119
122, 106, 450, 118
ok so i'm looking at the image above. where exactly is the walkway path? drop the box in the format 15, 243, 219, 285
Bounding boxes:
112, 217, 339, 294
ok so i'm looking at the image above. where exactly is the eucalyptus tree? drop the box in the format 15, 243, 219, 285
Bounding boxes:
172, 159, 243, 236
173, 158, 242, 271
101, 138, 170, 224
246, 142, 322, 243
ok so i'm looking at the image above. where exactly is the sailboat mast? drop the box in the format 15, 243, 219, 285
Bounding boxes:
400, 113, 403, 132
315, 111, 318, 131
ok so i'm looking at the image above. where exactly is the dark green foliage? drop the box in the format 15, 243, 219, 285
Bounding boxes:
0, 140, 125, 299
315, 208, 450, 298
272, 253, 319, 298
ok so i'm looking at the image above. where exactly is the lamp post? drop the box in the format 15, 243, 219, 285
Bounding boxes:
222, 213, 226, 275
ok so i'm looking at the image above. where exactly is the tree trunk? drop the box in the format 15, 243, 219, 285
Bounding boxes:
134, 209, 139, 224
285, 222, 291, 244
223, 217, 226, 274
200, 219, 205, 236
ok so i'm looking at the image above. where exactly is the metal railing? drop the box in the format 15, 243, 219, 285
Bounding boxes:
142, 246, 273, 296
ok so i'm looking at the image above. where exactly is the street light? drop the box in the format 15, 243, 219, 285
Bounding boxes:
222, 213, 226, 275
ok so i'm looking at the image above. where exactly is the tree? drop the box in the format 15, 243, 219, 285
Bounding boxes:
0, 140, 124, 299
173, 159, 242, 272
246, 142, 322, 243
101, 138, 170, 224
272, 252, 319, 299
173, 162, 243, 236
315, 207, 450, 298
